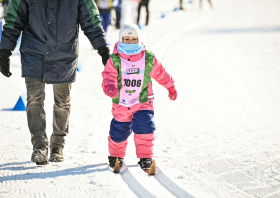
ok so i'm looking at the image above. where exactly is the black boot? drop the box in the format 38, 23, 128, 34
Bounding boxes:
31, 148, 48, 165
49, 148, 64, 162
138, 158, 153, 171
108, 156, 124, 168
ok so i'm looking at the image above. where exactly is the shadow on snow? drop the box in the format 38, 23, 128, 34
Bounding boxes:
0, 162, 108, 182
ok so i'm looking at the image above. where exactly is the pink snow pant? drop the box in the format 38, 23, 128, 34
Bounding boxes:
108, 99, 155, 158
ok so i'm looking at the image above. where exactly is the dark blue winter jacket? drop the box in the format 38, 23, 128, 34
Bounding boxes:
0, 0, 107, 84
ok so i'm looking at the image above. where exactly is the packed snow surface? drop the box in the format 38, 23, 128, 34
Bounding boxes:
1, 0, 280, 197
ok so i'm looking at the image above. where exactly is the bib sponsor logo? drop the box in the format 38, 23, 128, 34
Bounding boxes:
126, 68, 139, 75
121, 99, 127, 105
126, 89, 136, 96
125, 90, 136, 93
130, 99, 138, 104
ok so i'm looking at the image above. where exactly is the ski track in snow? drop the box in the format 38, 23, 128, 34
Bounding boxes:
154, 167, 195, 198
119, 164, 155, 198
1, 0, 280, 197
117, 164, 194, 198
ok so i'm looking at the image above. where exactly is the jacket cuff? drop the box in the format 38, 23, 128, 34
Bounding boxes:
0, 49, 12, 56
98, 45, 110, 56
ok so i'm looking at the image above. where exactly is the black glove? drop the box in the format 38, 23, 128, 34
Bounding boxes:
97, 45, 110, 66
0, 49, 12, 78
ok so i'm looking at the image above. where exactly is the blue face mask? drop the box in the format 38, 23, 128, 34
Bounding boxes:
117, 42, 144, 55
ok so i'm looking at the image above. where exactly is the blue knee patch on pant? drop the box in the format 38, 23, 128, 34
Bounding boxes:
109, 118, 132, 143
132, 110, 155, 134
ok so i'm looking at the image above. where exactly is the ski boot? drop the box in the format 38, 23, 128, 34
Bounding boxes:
108, 156, 124, 173
138, 158, 156, 175
31, 148, 48, 165
49, 148, 64, 162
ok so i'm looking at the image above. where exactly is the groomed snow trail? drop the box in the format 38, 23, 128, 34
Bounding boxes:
1, 0, 280, 197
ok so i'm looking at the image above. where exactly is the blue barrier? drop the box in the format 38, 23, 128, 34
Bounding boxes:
161, 12, 167, 18
173, 7, 179, 12
138, 23, 145, 30
77, 60, 83, 71
13, 93, 27, 111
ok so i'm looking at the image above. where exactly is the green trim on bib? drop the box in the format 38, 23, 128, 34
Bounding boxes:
111, 51, 155, 105
139, 50, 154, 103
111, 54, 122, 104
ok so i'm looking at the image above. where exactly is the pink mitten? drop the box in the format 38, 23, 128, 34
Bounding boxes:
105, 84, 118, 98
167, 85, 177, 101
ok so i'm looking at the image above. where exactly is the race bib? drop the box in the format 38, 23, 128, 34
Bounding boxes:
119, 53, 145, 107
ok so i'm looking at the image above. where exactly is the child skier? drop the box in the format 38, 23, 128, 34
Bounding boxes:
101, 23, 177, 172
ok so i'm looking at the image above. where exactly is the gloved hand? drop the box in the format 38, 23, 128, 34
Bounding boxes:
167, 85, 177, 101
0, 49, 12, 77
105, 84, 118, 98
98, 45, 110, 66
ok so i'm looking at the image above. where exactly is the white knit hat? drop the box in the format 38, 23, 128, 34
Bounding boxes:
119, 23, 140, 43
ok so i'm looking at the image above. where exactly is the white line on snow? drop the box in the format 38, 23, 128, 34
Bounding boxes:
155, 167, 195, 198
120, 164, 155, 198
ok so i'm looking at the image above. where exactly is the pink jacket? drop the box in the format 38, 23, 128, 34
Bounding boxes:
102, 42, 175, 101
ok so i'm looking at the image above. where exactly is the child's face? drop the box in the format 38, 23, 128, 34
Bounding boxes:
122, 36, 138, 44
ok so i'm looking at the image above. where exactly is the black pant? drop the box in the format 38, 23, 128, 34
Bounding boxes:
180, 0, 183, 9
114, 5, 121, 29
137, 0, 150, 25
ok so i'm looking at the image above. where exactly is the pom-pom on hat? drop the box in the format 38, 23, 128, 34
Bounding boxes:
119, 23, 141, 43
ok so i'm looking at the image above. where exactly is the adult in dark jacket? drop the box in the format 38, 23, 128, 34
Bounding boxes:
137, 0, 150, 26
0, 0, 110, 165
179, 0, 184, 10
2, 0, 10, 17
114, 0, 122, 29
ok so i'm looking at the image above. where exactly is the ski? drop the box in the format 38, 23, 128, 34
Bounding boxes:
109, 157, 126, 173
148, 160, 156, 175
114, 157, 120, 173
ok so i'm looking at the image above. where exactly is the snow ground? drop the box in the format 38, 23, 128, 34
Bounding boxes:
1, 0, 280, 197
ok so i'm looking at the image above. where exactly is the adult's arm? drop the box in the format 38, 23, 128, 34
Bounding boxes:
78, 0, 108, 50
0, 0, 29, 50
